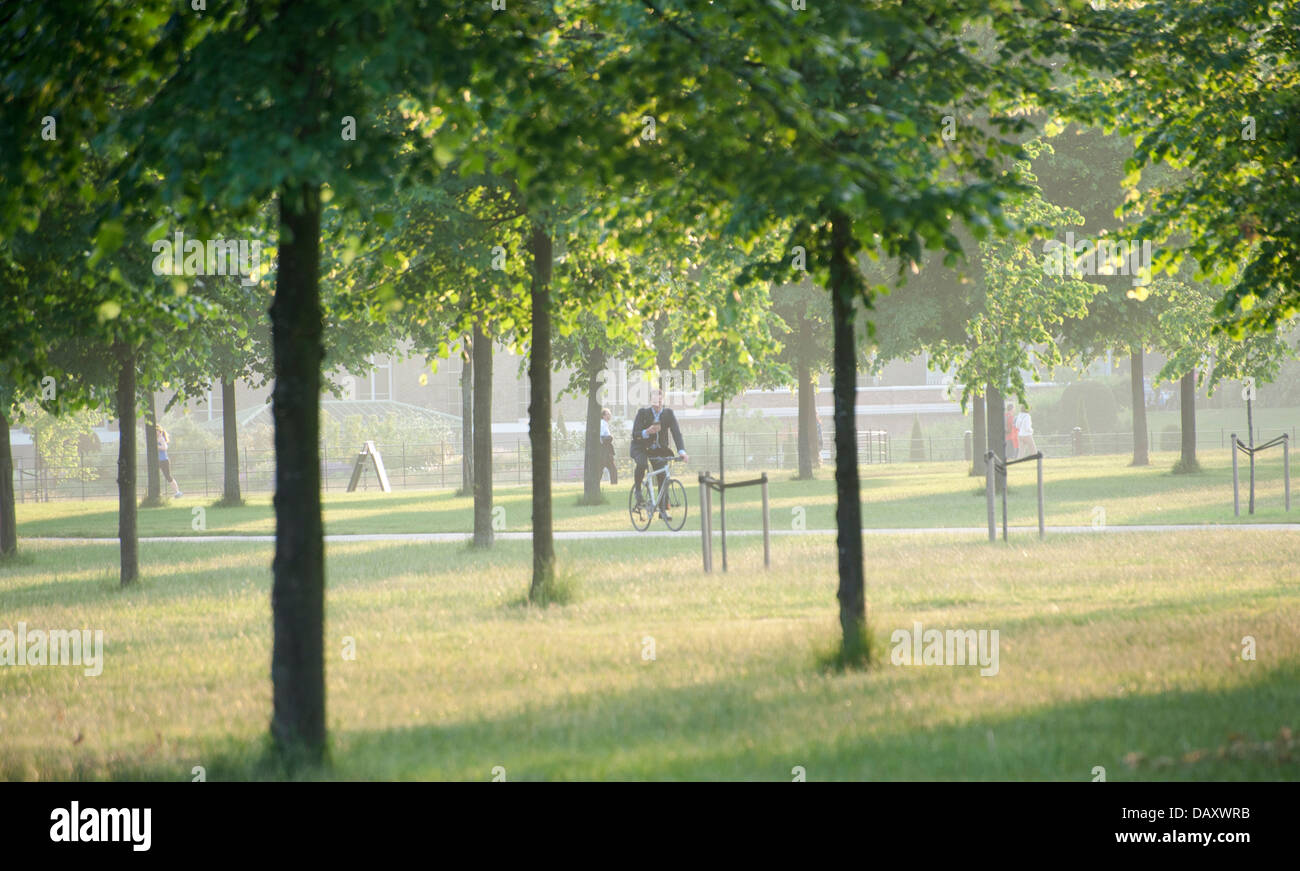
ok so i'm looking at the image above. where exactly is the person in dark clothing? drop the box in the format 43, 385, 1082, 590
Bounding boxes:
599, 407, 618, 484
630, 389, 688, 516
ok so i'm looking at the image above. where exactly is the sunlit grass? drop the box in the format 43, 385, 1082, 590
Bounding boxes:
12, 450, 1299, 540
2, 531, 1297, 780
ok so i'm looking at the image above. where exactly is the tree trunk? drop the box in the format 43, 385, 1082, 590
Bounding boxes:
144, 390, 161, 503
460, 335, 473, 497
719, 398, 725, 482
269, 183, 326, 765
1178, 369, 1198, 471
986, 383, 1005, 494
582, 344, 607, 504
719, 398, 727, 571
653, 313, 672, 388
970, 389, 986, 477
115, 344, 139, 586
527, 222, 555, 601
1129, 345, 1149, 466
472, 318, 493, 548
0, 405, 17, 556
830, 210, 866, 660
221, 377, 241, 503
796, 317, 816, 479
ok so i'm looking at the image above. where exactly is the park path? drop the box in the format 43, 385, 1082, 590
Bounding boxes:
26, 523, 1300, 545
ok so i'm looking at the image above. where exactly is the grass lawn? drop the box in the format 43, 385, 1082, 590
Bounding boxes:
1, 530, 1297, 780
11, 450, 1299, 539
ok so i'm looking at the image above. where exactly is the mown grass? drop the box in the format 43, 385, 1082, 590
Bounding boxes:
12, 450, 1299, 539
1, 531, 1297, 781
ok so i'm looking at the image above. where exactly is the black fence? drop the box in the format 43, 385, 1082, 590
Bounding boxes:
10, 425, 1296, 501
903, 426, 1299, 464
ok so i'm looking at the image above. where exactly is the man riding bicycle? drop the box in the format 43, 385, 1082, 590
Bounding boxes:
631, 389, 688, 521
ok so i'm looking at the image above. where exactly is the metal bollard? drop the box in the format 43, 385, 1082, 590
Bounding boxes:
1036, 453, 1045, 540
699, 475, 712, 573
1285, 435, 1291, 513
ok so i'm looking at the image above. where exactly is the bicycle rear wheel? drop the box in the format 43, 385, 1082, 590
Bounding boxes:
628, 484, 653, 531
661, 479, 688, 531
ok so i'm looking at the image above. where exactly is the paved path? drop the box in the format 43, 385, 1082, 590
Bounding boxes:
26, 523, 1300, 545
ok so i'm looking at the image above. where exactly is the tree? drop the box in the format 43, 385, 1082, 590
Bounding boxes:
1152, 273, 1293, 473
3, 149, 212, 582
551, 246, 657, 506
927, 157, 1098, 442
772, 278, 832, 479
458, 336, 472, 498
0, 250, 40, 557
875, 151, 1098, 490
373, 173, 530, 546
526, 220, 556, 600
1060, 282, 1163, 466
143, 389, 161, 505
0, 7, 211, 566
100, 0, 528, 765
472, 321, 494, 548
190, 263, 274, 507
1043, 125, 1163, 466
454, 9, 703, 602
909, 414, 926, 462
585, 0, 1089, 662
1061, 1, 1300, 335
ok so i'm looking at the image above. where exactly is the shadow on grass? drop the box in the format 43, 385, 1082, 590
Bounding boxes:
76, 662, 1300, 782
0, 539, 556, 610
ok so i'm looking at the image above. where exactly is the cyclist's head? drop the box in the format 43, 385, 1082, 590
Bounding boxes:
650, 389, 663, 411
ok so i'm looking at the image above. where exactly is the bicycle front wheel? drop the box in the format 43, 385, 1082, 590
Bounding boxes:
661, 479, 688, 531
628, 484, 653, 531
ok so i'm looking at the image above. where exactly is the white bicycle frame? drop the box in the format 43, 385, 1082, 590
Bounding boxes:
641, 457, 676, 510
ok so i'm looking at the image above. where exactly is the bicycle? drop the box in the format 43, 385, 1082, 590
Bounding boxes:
628, 456, 688, 531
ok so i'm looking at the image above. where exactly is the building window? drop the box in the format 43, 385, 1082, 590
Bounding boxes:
354, 357, 394, 401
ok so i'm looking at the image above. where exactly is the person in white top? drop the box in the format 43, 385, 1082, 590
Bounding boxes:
1013, 406, 1037, 458
599, 408, 618, 484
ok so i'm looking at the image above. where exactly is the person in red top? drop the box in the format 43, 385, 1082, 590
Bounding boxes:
1004, 401, 1019, 459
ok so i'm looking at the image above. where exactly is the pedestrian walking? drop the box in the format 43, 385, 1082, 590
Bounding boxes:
1014, 406, 1038, 458
157, 426, 183, 498
599, 408, 618, 485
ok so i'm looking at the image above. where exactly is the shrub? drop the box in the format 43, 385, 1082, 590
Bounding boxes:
1059, 381, 1119, 434
909, 414, 926, 461
1111, 380, 1132, 412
